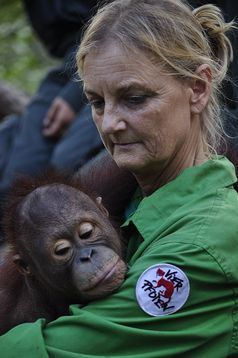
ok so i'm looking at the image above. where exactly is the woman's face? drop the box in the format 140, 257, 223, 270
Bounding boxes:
83, 42, 198, 177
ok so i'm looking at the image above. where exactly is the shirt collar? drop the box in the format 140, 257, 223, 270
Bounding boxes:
122, 156, 237, 241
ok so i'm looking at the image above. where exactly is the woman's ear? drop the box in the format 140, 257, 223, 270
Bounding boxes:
190, 64, 212, 114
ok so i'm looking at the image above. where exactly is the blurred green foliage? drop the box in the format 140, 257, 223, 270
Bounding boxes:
0, 0, 58, 94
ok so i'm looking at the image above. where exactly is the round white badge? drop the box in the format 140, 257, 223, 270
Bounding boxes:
136, 263, 190, 316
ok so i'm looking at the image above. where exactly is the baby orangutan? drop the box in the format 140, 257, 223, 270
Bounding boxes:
0, 154, 137, 334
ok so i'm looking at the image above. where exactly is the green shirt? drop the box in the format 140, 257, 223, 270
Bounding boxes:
1, 156, 238, 357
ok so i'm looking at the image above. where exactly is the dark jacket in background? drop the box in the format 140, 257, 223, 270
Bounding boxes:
0, 0, 105, 202
23, 0, 99, 58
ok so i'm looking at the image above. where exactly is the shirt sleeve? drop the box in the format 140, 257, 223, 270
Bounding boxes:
0, 239, 236, 358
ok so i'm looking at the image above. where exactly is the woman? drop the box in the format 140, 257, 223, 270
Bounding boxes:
0, 0, 237, 357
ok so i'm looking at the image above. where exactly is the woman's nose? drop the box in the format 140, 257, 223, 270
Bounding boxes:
101, 106, 126, 134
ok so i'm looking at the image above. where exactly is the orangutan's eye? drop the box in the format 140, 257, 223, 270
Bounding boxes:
54, 240, 72, 256
78, 222, 94, 239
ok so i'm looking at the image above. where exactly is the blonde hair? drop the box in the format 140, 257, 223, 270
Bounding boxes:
77, 0, 235, 154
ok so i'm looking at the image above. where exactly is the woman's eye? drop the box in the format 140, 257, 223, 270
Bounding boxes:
78, 222, 94, 239
126, 95, 147, 105
88, 99, 105, 112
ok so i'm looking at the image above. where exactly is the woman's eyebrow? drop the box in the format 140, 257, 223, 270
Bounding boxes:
117, 82, 153, 94
84, 82, 154, 97
84, 88, 97, 97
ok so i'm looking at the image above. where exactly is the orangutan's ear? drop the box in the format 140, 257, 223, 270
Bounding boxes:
96, 196, 109, 217
13, 254, 32, 276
